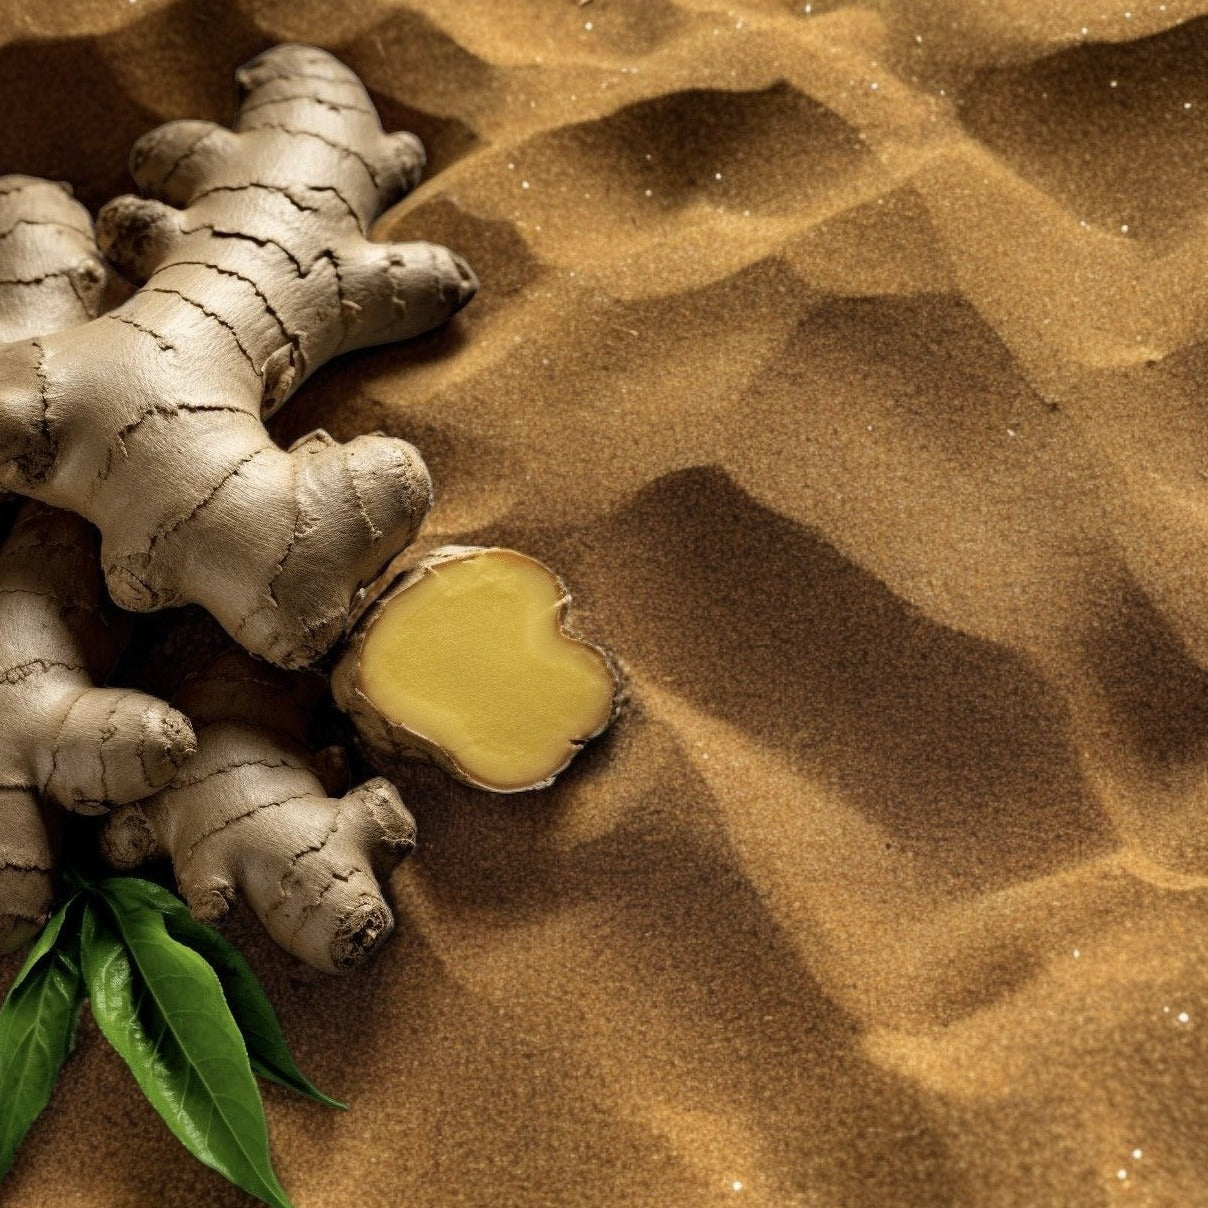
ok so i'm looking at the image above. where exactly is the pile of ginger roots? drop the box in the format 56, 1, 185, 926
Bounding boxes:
0, 43, 544, 975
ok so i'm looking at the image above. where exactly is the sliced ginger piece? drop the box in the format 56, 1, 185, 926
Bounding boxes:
334, 548, 621, 792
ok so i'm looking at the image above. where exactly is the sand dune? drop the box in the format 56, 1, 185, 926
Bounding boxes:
3, 1, 1208, 1204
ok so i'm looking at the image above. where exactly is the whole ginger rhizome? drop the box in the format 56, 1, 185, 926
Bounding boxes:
0, 44, 620, 973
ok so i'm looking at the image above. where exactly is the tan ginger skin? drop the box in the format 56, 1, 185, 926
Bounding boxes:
0, 176, 107, 341
101, 650, 417, 973
0, 43, 477, 670
0, 179, 197, 952
0, 172, 415, 974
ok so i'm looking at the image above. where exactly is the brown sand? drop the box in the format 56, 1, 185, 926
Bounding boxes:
3, 1, 1208, 1204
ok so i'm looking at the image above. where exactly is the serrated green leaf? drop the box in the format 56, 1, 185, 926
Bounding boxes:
80, 900, 293, 1208
97, 877, 344, 1109
0, 897, 85, 1178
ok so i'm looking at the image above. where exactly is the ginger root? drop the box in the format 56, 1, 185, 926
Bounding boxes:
0, 176, 197, 952
101, 650, 417, 973
0, 176, 107, 341
0, 178, 195, 951
0, 504, 198, 952
0, 44, 476, 669
333, 547, 621, 792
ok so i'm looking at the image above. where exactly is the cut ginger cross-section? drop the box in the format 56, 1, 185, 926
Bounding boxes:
334, 548, 621, 792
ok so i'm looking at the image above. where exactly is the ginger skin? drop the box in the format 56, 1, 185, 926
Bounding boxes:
101, 650, 417, 973
0, 176, 107, 341
0, 505, 197, 952
0, 44, 477, 669
0, 177, 196, 951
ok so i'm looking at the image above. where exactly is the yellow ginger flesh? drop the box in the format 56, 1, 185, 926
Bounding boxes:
356, 550, 616, 791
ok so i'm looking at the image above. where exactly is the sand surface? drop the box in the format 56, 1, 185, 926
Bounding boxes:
3, 1, 1208, 1204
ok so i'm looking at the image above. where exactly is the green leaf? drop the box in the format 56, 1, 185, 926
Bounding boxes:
97, 877, 344, 1109
7, 893, 78, 995
80, 900, 293, 1208
0, 897, 86, 1178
